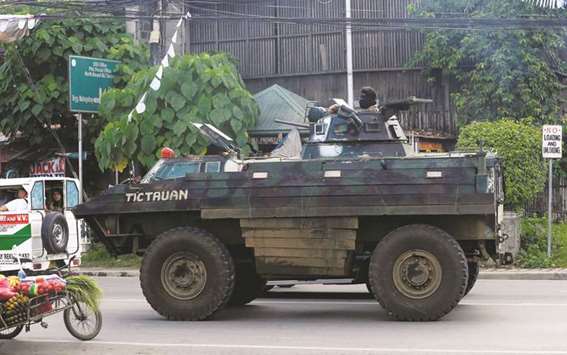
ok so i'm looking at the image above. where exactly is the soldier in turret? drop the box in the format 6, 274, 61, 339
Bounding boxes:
358, 86, 378, 112
326, 86, 379, 114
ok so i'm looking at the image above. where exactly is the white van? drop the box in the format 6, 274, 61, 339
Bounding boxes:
0, 177, 83, 274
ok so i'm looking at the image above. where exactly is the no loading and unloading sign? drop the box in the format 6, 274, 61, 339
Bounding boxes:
543, 125, 563, 159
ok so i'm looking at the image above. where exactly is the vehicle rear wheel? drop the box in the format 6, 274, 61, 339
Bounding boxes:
368, 224, 468, 321
140, 227, 235, 320
228, 263, 266, 306
464, 261, 480, 297
0, 325, 23, 339
41, 213, 69, 254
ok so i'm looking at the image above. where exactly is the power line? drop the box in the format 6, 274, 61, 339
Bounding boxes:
1, 0, 567, 32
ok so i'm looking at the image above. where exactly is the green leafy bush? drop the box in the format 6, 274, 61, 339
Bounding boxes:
457, 119, 546, 207
516, 217, 567, 268
95, 53, 259, 170
413, 0, 565, 124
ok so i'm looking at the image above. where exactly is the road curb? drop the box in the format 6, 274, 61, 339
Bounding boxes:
479, 270, 567, 281
78, 268, 567, 280
79, 269, 140, 278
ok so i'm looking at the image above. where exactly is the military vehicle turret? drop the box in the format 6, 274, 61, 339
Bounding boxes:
73, 98, 504, 322
274, 96, 431, 159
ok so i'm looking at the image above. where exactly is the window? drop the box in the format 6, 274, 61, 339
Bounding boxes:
333, 122, 349, 135
31, 182, 44, 210
205, 161, 221, 173
66, 181, 79, 209
365, 122, 381, 132
142, 160, 203, 183
161, 162, 200, 179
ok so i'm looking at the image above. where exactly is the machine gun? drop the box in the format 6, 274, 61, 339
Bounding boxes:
274, 119, 310, 129
380, 96, 433, 117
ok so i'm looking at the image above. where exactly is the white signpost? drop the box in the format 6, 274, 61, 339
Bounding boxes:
542, 125, 563, 257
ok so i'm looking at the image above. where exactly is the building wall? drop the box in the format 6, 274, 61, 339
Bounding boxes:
183, 0, 456, 135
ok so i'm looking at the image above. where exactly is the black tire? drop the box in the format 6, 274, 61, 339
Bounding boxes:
41, 212, 69, 254
63, 302, 102, 341
228, 263, 266, 306
366, 281, 375, 296
0, 325, 23, 339
464, 261, 480, 297
369, 224, 468, 321
140, 227, 235, 321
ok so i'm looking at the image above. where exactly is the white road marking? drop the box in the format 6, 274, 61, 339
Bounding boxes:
252, 300, 567, 307
101, 298, 567, 307
17, 339, 567, 354
103, 298, 146, 303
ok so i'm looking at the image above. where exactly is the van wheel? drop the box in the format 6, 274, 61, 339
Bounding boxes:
41, 213, 69, 254
140, 227, 235, 320
369, 224, 468, 321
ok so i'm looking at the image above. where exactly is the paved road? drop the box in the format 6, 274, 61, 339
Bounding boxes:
1, 278, 567, 355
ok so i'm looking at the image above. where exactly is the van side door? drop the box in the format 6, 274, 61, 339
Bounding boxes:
30, 180, 45, 258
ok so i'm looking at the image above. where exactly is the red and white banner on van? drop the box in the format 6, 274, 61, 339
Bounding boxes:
0, 214, 29, 224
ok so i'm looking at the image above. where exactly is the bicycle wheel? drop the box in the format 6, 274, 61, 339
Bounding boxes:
63, 301, 102, 341
0, 325, 23, 339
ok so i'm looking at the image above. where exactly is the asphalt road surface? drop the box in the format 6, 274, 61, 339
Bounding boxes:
1, 278, 567, 355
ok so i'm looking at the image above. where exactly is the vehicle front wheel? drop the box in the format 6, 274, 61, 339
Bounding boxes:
368, 224, 468, 321
63, 301, 102, 341
140, 227, 235, 321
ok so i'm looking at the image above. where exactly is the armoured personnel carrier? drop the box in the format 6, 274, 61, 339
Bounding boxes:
73, 98, 504, 321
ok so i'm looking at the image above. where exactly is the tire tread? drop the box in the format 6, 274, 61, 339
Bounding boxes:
140, 226, 235, 321
369, 224, 468, 321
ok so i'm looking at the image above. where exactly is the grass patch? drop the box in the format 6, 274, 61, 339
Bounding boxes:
81, 243, 141, 269
517, 217, 567, 268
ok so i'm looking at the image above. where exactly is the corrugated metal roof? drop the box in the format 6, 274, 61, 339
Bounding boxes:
250, 84, 310, 136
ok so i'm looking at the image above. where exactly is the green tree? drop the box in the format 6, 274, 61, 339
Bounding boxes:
0, 18, 149, 148
95, 53, 259, 170
457, 119, 546, 207
413, 0, 566, 124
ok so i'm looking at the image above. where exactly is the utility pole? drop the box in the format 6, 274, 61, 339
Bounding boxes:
147, 0, 161, 65
345, 0, 354, 107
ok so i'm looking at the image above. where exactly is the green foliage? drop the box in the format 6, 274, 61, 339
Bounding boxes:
457, 119, 546, 207
82, 243, 141, 269
65, 275, 103, 311
95, 53, 259, 171
516, 217, 567, 268
413, 0, 566, 124
0, 18, 149, 147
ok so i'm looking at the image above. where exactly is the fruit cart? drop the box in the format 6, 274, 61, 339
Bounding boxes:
0, 257, 102, 341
